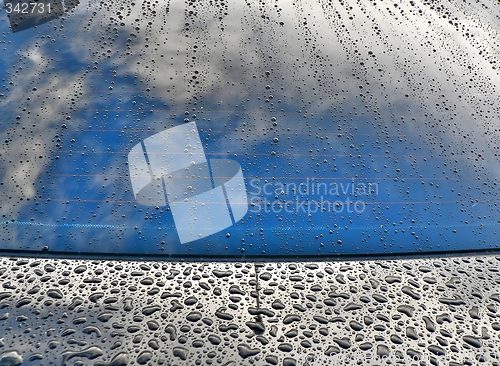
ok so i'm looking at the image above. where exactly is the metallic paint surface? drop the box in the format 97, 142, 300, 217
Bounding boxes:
1, 255, 499, 365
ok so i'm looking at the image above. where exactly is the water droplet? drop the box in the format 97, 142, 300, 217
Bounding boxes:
397, 305, 415, 317
313, 315, 329, 324
0, 292, 12, 301
246, 321, 265, 334
333, 337, 351, 349
89, 292, 104, 303
74, 265, 87, 274
192, 339, 204, 348
372, 293, 388, 303
141, 304, 160, 316
283, 314, 301, 324
208, 334, 221, 345
463, 335, 482, 348
212, 269, 233, 278
376, 344, 390, 357
237, 344, 260, 359
229, 285, 246, 295
265, 355, 278, 365
349, 320, 363, 331
146, 320, 159, 331
68, 297, 83, 311
15, 298, 31, 308
47, 289, 63, 299
344, 302, 362, 311
94, 352, 128, 366
438, 295, 465, 305
27, 354, 43, 362
97, 312, 114, 322
82, 325, 102, 337
60, 346, 104, 365
422, 316, 436, 332
148, 339, 160, 350
186, 311, 202, 322
324, 345, 340, 355
284, 329, 298, 338
283, 357, 297, 366
165, 324, 177, 341
359, 342, 372, 350
390, 334, 403, 344
278, 343, 293, 352
136, 351, 152, 365
215, 307, 233, 320
0, 351, 23, 366
172, 347, 189, 360
406, 349, 421, 361
402, 286, 421, 300
428, 345, 446, 356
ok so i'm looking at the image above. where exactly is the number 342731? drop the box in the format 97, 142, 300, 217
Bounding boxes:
5, 2, 51, 14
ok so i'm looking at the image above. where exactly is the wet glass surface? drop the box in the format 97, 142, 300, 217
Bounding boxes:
0, 0, 499, 258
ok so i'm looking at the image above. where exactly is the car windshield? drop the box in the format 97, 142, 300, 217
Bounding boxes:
0, 0, 499, 260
